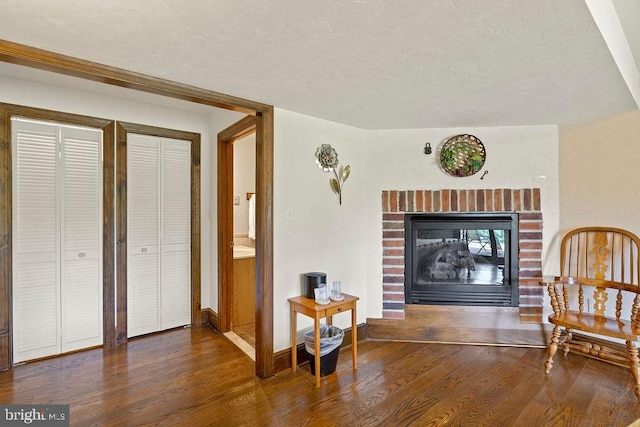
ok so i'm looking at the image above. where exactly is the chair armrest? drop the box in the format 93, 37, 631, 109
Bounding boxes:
539, 276, 560, 285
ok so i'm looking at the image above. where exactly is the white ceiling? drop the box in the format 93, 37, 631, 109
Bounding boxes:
0, 0, 638, 129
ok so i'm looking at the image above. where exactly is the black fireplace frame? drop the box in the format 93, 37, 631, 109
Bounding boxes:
404, 212, 519, 307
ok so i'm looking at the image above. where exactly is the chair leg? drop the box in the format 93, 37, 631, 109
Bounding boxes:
545, 325, 561, 374
626, 341, 640, 402
562, 329, 572, 356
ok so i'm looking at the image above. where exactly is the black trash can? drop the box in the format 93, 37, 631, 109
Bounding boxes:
303, 325, 344, 376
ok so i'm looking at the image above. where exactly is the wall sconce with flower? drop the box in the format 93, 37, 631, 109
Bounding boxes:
315, 143, 350, 205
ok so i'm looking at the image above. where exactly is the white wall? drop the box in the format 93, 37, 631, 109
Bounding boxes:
0, 73, 242, 313
273, 109, 369, 351
273, 109, 561, 351
233, 135, 256, 235
559, 110, 640, 234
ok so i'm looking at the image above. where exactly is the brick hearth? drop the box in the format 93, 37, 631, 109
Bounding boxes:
381, 188, 543, 322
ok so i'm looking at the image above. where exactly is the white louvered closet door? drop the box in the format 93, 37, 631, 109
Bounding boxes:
13, 121, 60, 362
127, 135, 190, 338
127, 136, 160, 337
61, 126, 103, 352
160, 140, 191, 330
12, 119, 103, 363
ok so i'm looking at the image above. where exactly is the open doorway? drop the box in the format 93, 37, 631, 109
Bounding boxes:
226, 131, 257, 358
217, 116, 267, 365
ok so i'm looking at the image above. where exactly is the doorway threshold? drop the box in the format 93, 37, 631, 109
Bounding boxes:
223, 331, 255, 361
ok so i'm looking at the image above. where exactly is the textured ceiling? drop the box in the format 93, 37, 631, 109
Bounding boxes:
0, 0, 638, 129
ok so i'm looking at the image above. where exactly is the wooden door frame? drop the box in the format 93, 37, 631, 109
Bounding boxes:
0, 103, 115, 370
218, 115, 273, 379
217, 116, 257, 333
116, 122, 201, 344
0, 40, 275, 378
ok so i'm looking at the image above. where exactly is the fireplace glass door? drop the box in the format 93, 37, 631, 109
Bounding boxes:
405, 213, 518, 306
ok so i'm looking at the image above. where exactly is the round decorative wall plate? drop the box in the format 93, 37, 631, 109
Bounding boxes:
440, 134, 486, 177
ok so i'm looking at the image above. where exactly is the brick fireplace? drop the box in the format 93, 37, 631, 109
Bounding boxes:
382, 188, 543, 323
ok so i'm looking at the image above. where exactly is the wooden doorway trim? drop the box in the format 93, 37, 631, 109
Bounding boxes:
116, 122, 201, 344
218, 113, 274, 378
0, 40, 262, 115
255, 109, 274, 378
0, 40, 275, 378
217, 116, 256, 333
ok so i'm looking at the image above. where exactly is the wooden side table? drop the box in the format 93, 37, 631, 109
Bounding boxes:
288, 293, 359, 387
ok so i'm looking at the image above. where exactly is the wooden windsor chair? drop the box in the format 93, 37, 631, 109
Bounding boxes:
541, 227, 640, 402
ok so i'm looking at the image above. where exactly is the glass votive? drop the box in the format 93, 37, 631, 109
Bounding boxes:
332, 281, 341, 299
315, 284, 328, 304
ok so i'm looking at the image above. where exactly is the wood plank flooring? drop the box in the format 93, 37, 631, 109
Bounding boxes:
1, 326, 639, 426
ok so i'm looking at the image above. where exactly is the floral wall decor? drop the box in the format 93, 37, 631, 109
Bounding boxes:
439, 134, 486, 177
315, 143, 350, 205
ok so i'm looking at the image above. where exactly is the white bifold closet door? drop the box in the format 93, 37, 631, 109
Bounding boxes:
127, 134, 191, 338
12, 119, 103, 363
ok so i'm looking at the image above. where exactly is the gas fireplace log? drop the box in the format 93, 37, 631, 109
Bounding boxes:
417, 240, 475, 281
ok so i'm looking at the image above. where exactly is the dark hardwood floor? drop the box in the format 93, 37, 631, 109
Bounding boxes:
1, 326, 639, 426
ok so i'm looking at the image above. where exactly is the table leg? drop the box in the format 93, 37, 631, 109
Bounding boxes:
352, 304, 357, 370
314, 317, 321, 387
291, 306, 297, 373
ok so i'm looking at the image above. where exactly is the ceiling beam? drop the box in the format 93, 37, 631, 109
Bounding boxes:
0, 39, 271, 115
584, 0, 640, 108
